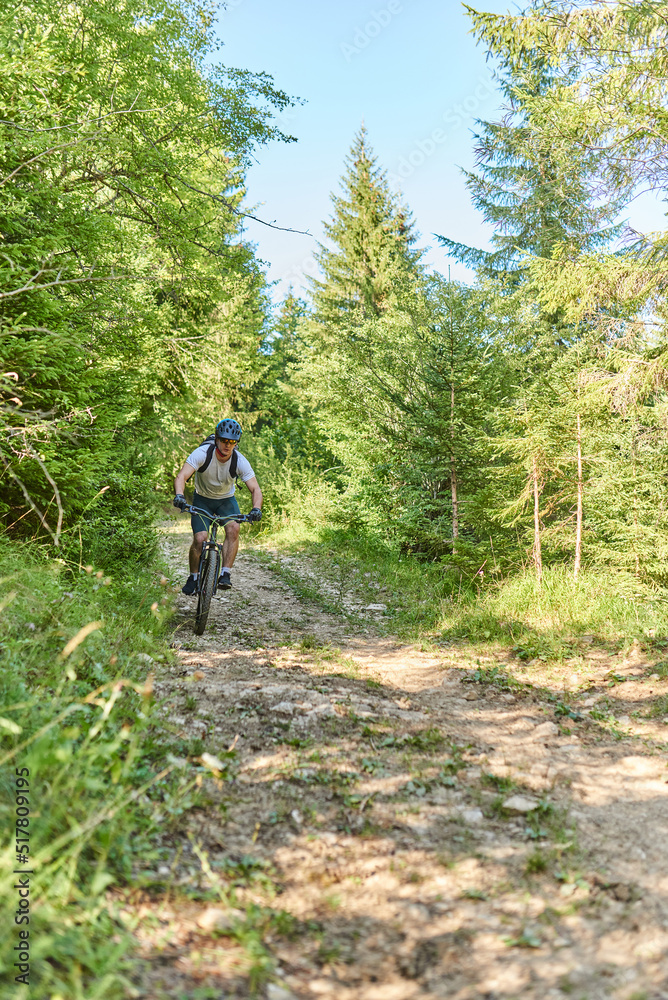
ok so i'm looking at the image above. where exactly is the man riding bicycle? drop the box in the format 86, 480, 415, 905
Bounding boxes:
173, 418, 262, 595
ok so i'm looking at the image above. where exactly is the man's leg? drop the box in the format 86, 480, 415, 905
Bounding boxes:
190, 531, 208, 573
222, 521, 240, 569
182, 530, 208, 595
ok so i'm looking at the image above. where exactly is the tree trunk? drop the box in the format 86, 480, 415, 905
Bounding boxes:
448, 278, 459, 552
574, 412, 583, 578
532, 454, 543, 585
631, 425, 640, 577
450, 381, 459, 548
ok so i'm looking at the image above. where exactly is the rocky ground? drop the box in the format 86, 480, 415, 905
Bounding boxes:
126, 515, 668, 1000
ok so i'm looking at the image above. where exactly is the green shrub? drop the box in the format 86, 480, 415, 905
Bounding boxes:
72, 472, 159, 570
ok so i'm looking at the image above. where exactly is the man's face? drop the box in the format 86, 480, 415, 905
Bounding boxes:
215, 437, 237, 461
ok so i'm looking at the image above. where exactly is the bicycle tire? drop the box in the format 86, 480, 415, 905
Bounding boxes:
194, 548, 220, 635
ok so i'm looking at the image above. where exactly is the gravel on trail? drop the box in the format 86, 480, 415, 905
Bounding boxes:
129, 515, 668, 1000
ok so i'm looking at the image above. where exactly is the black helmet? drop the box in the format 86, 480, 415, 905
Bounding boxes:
216, 418, 242, 441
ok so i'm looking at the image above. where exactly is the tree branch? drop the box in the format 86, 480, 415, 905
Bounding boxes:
22, 442, 63, 546
0, 456, 59, 545
170, 175, 314, 236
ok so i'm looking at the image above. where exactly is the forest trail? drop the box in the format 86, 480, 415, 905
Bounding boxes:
135, 514, 668, 1000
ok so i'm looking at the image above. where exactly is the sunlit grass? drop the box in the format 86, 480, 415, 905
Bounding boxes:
438, 565, 668, 646
257, 513, 668, 651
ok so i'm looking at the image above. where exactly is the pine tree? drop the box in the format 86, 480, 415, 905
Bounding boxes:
250, 289, 332, 467
437, 43, 622, 283
404, 275, 507, 560
308, 125, 421, 345
435, 24, 626, 581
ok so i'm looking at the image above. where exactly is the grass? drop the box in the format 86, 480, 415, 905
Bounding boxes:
253, 521, 450, 636
358, 724, 449, 754
437, 564, 668, 648
254, 517, 668, 658
645, 693, 668, 718
0, 535, 199, 1000
525, 850, 549, 874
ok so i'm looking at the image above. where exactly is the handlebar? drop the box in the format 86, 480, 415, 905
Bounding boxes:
182, 503, 251, 524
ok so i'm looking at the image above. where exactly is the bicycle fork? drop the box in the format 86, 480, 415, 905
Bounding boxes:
197, 542, 223, 594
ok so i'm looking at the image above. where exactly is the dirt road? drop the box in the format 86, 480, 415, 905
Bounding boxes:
134, 516, 668, 1000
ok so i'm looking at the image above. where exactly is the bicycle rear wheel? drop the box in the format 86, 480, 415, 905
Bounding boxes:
194, 548, 220, 635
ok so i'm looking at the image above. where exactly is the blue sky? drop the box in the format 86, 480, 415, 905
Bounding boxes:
213, 0, 662, 302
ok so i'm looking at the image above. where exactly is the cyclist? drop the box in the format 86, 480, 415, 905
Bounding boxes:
173, 418, 262, 595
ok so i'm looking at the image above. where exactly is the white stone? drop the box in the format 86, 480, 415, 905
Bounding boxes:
196, 906, 244, 932
270, 701, 296, 715
365, 603, 387, 611
393, 709, 427, 720
291, 809, 303, 826
307, 702, 336, 718
502, 794, 540, 814
267, 984, 296, 1000
462, 807, 484, 824
532, 721, 559, 739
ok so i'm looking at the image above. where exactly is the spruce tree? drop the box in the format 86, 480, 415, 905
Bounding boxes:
303, 130, 505, 566
250, 289, 333, 467
435, 22, 626, 580
308, 125, 421, 345
437, 48, 622, 283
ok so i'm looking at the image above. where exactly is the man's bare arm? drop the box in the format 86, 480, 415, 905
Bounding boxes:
174, 462, 196, 495
244, 476, 262, 509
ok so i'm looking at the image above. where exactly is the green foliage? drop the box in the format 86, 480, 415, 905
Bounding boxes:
308, 124, 421, 337
251, 290, 334, 468
437, 38, 621, 281
242, 3, 668, 646
437, 564, 668, 646
74, 473, 160, 569
0, 0, 292, 542
237, 425, 340, 534
428, 4, 668, 584
296, 129, 510, 564
0, 537, 199, 999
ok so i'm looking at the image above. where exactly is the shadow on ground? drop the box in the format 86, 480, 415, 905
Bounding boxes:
130, 520, 668, 999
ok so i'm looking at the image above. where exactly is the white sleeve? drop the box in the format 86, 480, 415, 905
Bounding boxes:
184, 444, 209, 469
236, 453, 255, 482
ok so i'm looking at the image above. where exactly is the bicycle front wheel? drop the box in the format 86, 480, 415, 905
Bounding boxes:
194, 548, 220, 635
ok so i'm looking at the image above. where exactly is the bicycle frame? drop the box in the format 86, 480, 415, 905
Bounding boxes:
186, 504, 250, 594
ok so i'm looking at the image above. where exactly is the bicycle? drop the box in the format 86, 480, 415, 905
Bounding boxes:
180, 503, 251, 635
